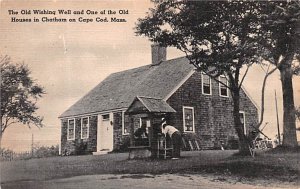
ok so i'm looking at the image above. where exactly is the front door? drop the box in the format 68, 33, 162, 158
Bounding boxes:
97, 113, 113, 151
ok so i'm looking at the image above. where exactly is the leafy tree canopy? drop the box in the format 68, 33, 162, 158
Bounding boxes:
136, 1, 265, 155
1, 55, 45, 139
136, 0, 262, 85
259, 1, 300, 67
259, 1, 300, 147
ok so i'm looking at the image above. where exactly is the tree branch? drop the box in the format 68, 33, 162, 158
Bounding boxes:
256, 62, 281, 129
238, 63, 252, 89
181, 50, 234, 90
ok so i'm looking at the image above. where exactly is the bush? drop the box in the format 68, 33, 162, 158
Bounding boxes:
73, 139, 92, 155
33, 145, 59, 158
0, 148, 14, 161
227, 139, 239, 150
116, 137, 131, 152
0, 145, 60, 161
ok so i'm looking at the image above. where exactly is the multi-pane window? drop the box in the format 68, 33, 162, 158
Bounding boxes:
102, 114, 110, 120
219, 76, 228, 97
239, 111, 246, 135
122, 111, 130, 135
140, 118, 151, 128
67, 119, 75, 140
183, 106, 195, 132
81, 117, 89, 139
202, 73, 211, 95
139, 118, 150, 132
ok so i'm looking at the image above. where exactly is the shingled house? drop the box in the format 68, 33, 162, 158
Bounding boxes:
59, 44, 258, 155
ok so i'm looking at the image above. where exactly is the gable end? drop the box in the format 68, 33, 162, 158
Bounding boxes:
164, 69, 196, 101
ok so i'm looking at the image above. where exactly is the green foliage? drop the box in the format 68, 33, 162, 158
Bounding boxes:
0, 55, 45, 137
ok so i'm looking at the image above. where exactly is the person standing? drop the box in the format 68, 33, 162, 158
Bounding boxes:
162, 123, 181, 159
134, 124, 148, 146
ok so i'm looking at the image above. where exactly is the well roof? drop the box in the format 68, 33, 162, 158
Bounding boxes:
126, 96, 176, 114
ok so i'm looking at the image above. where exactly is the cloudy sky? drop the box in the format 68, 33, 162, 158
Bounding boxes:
1, 0, 299, 152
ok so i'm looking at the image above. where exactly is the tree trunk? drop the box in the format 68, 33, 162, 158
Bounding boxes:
232, 89, 251, 155
279, 63, 298, 148
0, 118, 2, 148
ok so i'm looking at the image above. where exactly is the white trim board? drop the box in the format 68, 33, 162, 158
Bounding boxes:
59, 108, 127, 120
201, 72, 212, 95
218, 75, 229, 98
182, 106, 195, 133
80, 117, 90, 139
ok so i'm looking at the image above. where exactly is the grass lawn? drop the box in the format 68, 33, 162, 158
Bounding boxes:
1, 149, 299, 185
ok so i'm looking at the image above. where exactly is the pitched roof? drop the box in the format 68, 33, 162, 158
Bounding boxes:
59, 57, 194, 118
126, 96, 176, 114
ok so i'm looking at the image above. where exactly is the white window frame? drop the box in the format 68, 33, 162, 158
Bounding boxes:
219, 75, 229, 97
139, 118, 151, 127
201, 73, 212, 95
183, 106, 195, 133
239, 111, 246, 135
81, 117, 89, 139
139, 118, 142, 128
122, 111, 129, 135
67, 118, 75, 140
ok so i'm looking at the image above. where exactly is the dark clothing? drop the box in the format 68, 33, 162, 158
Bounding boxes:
134, 127, 148, 146
171, 131, 181, 158
134, 127, 148, 138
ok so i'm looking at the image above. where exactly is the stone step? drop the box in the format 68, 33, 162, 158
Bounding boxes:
92, 150, 110, 155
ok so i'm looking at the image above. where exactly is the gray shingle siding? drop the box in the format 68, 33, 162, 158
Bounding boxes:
61, 116, 97, 155
60, 57, 258, 154
166, 71, 258, 149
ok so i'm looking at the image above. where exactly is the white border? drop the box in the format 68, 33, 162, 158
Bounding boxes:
67, 118, 75, 140
81, 117, 89, 139
201, 73, 212, 95
183, 106, 195, 133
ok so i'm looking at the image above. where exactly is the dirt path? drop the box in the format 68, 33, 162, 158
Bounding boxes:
2, 174, 297, 189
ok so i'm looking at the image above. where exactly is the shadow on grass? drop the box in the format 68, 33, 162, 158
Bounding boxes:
266, 146, 300, 154
2, 150, 298, 184
180, 161, 299, 183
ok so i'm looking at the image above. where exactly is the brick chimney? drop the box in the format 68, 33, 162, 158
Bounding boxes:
151, 43, 166, 65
